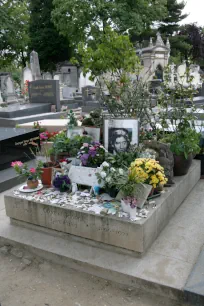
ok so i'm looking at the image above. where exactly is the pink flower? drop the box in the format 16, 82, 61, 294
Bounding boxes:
89, 147, 95, 151
83, 143, 89, 147
11, 161, 23, 167
30, 168, 36, 173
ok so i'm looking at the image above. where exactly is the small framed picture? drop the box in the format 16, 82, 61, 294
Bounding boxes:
104, 118, 139, 154
82, 127, 100, 142
67, 127, 83, 139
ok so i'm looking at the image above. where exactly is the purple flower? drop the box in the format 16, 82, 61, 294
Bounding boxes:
53, 175, 71, 192
89, 150, 97, 157
80, 153, 89, 166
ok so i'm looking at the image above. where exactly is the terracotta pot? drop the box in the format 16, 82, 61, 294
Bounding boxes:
41, 167, 53, 186
173, 153, 193, 176
27, 180, 39, 189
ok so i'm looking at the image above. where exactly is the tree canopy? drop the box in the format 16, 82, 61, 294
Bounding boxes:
0, 0, 29, 68
52, 0, 167, 47
29, 0, 73, 72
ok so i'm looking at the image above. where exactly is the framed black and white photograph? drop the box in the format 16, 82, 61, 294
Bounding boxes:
67, 127, 83, 139
82, 127, 100, 142
104, 118, 139, 154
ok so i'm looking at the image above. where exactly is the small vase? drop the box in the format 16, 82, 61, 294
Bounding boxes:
27, 180, 39, 189
121, 200, 137, 220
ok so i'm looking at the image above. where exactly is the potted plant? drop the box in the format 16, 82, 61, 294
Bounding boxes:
170, 127, 201, 176
40, 131, 59, 155
77, 142, 107, 167
49, 133, 92, 162
53, 174, 71, 192
129, 158, 168, 194
11, 161, 43, 189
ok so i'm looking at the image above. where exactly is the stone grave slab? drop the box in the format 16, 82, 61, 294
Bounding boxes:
82, 86, 100, 102
4, 161, 200, 255
0, 127, 40, 170
28, 80, 60, 111
0, 103, 51, 118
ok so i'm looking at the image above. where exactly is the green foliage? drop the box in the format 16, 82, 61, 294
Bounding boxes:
29, 0, 73, 72
50, 132, 92, 157
52, 0, 167, 47
105, 149, 139, 169
67, 110, 78, 128
170, 128, 201, 159
0, 0, 29, 67
73, 27, 140, 80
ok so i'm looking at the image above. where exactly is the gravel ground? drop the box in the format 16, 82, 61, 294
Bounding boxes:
0, 246, 188, 306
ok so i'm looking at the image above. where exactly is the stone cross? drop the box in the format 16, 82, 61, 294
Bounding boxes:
30, 50, 42, 80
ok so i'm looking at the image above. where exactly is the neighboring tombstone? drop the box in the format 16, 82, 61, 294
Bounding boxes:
43, 72, 52, 80
28, 80, 60, 111
63, 73, 71, 85
54, 74, 63, 84
30, 50, 42, 80
189, 64, 201, 89
82, 86, 100, 102
23, 65, 33, 84
3, 75, 18, 103
63, 87, 77, 99
177, 62, 188, 86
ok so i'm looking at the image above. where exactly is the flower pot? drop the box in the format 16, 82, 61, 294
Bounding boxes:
106, 187, 118, 198
121, 199, 137, 220
27, 180, 39, 189
173, 153, 193, 176
41, 167, 53, 186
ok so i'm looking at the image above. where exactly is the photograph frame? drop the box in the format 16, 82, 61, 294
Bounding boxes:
104, 118, 139, 154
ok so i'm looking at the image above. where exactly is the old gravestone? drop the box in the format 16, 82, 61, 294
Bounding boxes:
62, 87, 77, 99
43, 72, 52, 80
82, 86, 100, 102
2, 76, 18, 103
23, 65, 33, 84
30, 50, 42, 81
28, 80, 60, 111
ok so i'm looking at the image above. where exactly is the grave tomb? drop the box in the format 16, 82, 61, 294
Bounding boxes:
0, 127, 40, 170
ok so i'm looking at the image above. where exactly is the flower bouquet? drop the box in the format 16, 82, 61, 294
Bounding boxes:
11, 161, 43, 189
129, 158, 168, 194
77, 142, 106, 167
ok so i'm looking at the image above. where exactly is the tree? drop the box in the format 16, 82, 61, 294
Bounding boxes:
176, 24, 204, 65
29, 0, 73, 72
52, 0, 167, 48
131, 0, 187, 56
0, 0, 29, 68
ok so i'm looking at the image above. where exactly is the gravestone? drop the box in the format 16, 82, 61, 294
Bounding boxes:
63, 87, 77, 99
0, 127, 40, 170
43, 72, 52, 80
82, 86, 100, 102
189, 64, 201, 89
23, 65, 33, 84
28, 80, 60, 111
177, 62, 188, 86
30, 50, 42, 81
3, 76, 18, 103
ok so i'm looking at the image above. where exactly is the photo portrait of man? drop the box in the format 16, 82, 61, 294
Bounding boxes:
108, 128, 132, 154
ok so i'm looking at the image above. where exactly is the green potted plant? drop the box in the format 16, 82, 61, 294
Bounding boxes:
49, 133, 92, 161
170, 126, 201, 176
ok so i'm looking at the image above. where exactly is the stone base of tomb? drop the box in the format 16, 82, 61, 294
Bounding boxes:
4, 161, 200, 256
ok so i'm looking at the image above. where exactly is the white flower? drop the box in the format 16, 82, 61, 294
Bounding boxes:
100, 171, 107, 178
119, 168, 124, 175
105, 177, 111, 183
102, 161, 109, 167
110, 167, 116, 172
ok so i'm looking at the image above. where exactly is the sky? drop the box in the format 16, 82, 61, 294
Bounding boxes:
180, 0, 204, 26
